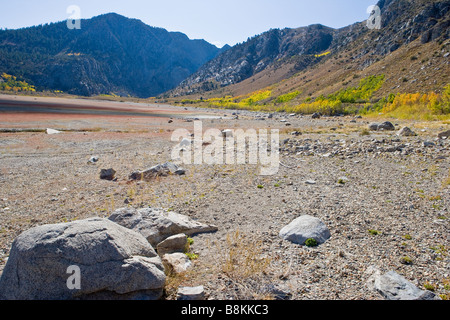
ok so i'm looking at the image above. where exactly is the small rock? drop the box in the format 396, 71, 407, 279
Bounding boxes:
88, 156, 99, 164
279, 215, 331, 245
46, 128, 61, 135
423, 141, 435, 147
156, 234, 188, 256
312, 113, 321, 119
305, 180, 317, 185
397, 127, 416, 137
368, 123, 379, 131
378, 121, 396, 131
438, 130, 450, 139
100, 168, 116, 181
177, 286, 206, 300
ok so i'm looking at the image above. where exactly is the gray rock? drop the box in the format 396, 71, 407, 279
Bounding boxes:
368, 123, 380, 131
129, 162, 185, 181
397, 127, 417, 137
108, 207, 218, 247
156, 233, 188, 256
367, 269, 440, 300
88, 156, 99, 164
378, 121, 396, 131
0, 218, 166, 300
279, 215, 331, 245
312, 113, 321, 119
423, 141, 435, 147
177, 286, 206, 300
438, 130, 450, 139
100, 168, 116, 181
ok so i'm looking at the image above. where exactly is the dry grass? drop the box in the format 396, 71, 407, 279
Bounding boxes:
222, 230, 271, 279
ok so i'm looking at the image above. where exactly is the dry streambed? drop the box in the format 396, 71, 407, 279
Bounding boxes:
0, 108, 449, 300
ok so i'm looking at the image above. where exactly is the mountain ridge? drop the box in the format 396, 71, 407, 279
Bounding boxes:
168, 0, 449, 100
0, 13, 224, 98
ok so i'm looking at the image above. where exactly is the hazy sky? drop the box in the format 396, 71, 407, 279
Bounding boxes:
0, 0, 379, 47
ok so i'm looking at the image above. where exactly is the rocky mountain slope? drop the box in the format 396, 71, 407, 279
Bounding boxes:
0, 13, 223, 97
169, 0, 449, 99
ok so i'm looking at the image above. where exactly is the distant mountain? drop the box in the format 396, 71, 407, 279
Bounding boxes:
169, 0, 449, 98
0, 13, 223, 97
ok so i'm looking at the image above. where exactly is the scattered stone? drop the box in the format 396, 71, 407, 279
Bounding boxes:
397, 127, 416, 137
129, 162, 185, 181
366, 268, 441, 300
377, 121, 396, 131
162, 253, 192, 274
279, 215, 331, 245
369, 122, 395, 131
423, 141, 435, 147
305, 180, 317, 185
46, 128, 61, 135
177, 286, 206, 301
438, 130, 450, 139
312, 113, 321, 119
100, 168, 116, 181
88, 156, 99, 164
156, 233, 188, 256
0, 218, 166, 300
108, 207, 218, 247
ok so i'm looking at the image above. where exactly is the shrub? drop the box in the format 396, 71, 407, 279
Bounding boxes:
305, 238, 318, 247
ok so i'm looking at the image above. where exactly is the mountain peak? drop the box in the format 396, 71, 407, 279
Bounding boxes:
0, 14, 222, 97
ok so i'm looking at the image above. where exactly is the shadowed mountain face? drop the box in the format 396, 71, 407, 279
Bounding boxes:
0, 13, 223, 98
170, 0, 450, 97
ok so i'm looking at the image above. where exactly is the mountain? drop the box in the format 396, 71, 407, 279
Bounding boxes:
169, 0, 449, 100
0, 13, 223, 98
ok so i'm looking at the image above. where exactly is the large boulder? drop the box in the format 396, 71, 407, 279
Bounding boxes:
108, 207, 218, 247
0, 218, 166, 300
279, 215, 331, 245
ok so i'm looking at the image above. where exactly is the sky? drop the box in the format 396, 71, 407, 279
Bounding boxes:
0, 0, 379, 47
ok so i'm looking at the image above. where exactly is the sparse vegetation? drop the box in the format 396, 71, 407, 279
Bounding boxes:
0, 73, 36, 92
400, 256, 413, 265
305, 238, 318, 247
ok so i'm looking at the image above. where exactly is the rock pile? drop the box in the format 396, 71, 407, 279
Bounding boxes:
0, 207, 218, 300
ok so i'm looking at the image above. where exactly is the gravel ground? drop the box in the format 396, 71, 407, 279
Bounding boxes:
0, 103, 449, 300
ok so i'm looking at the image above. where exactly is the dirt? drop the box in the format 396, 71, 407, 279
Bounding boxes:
0, 95, 449, 300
